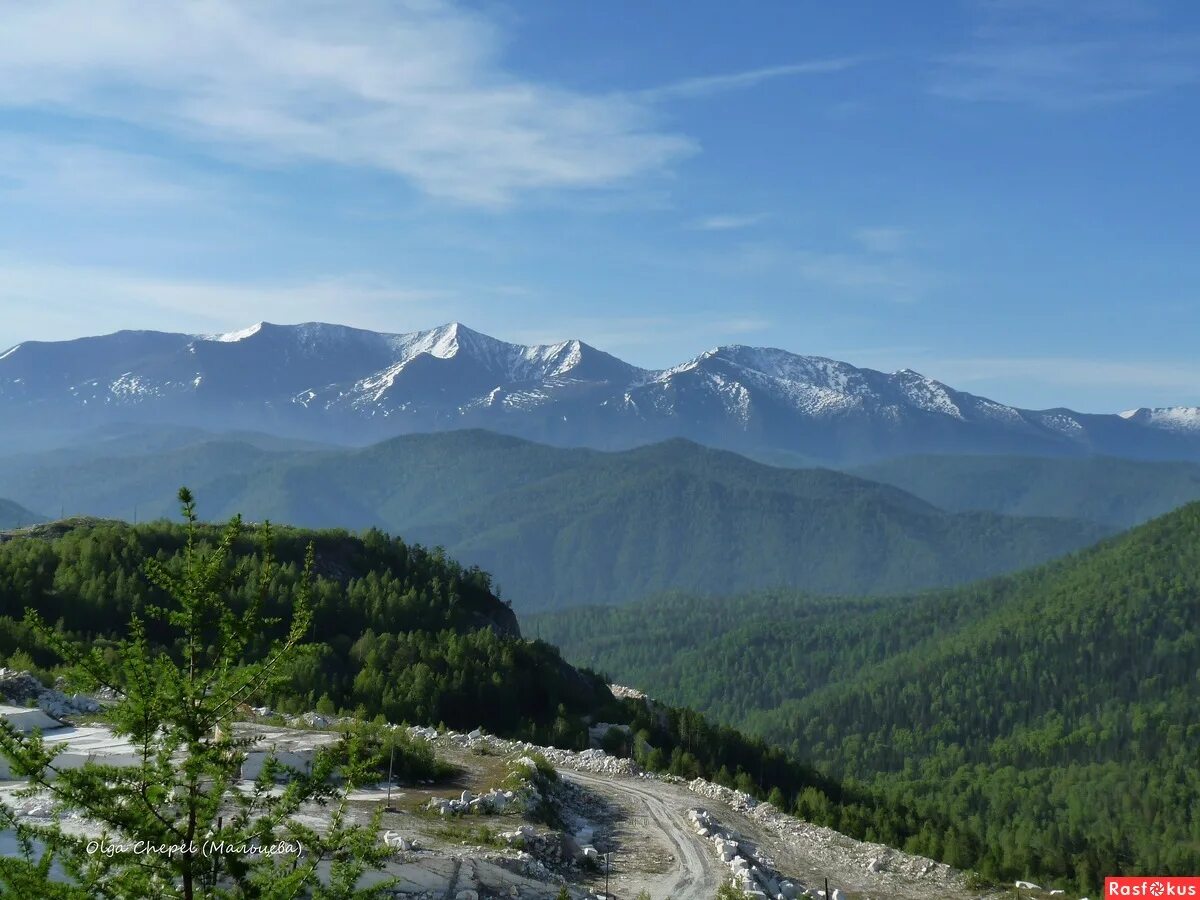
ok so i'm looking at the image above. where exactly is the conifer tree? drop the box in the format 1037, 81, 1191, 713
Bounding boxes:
0, 489, 395, 899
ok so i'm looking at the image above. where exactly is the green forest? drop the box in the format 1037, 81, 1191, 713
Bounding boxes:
0, 515, 934, 870
534, 503, 1200, 892
0, 430, 1113, 610
3, 503, 1197, 893
851, 453, 1200, 528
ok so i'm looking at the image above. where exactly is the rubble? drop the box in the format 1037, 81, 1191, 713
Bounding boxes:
606, 684, 647, 701
407, 727, 639, 778
0, 668, 101, 720
427, 786, 522, 817
687, 806, 803, 900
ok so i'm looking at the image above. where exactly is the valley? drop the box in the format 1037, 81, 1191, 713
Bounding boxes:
0, 430, 1114, 610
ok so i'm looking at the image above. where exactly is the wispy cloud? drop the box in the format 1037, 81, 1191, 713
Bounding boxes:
716, 228, 937, 302
0, 261, 451, 348
935, 0, 1200, 107
689, 213, 770, 231
0, 136, 226, 211
852, 226, 909, 254
918, 354, 1200, 406
639, 58, 864, 102
0, 0, 695, 207
794, 251, 935, 299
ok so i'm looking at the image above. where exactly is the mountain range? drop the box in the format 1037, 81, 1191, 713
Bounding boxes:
0, 499, 42, 530
850, 454, 1200, 528
0, 428, 1113, 609
3, 321, 1198, 463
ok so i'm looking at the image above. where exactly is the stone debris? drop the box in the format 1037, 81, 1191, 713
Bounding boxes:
684, 774, 970, 896
427, 786, 522, 817
0, 668, 101, 719
286, 711, 332, 730
427, 753, 550, 817
606, 684, 647, 701
688, 806, 806, 900
408, 727, 638, 778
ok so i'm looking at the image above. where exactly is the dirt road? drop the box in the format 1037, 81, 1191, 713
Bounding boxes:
561, 770, 725, 900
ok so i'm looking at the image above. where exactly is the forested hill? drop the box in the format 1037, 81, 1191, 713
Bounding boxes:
0, 429, 1113, 609
533, 503, 1200, 891
0, 517, 602, 735
851, 453, 1200, 528
0, 499, 43, 530
0, 514, 969, 875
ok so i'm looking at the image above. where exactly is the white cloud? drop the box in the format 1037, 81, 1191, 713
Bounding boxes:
0, 262, 451, 348
0, 0, 695, 207
795, 251, 934, 299
690, 213, 769, 231
639, 58, 863, 101
807, 347, 1200, 411
0, 136, 222, 211
715, 233, 937, 302
852, 227, 909, 254
936, 1, 1200, 107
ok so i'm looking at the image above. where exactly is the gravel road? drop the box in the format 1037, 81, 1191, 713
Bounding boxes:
561, 769, 726, 900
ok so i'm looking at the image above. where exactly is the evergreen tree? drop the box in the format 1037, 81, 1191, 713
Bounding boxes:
0, 489, 396, 899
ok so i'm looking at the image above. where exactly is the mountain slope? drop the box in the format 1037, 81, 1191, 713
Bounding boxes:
0, 430, 1112, 609
0, 499, 43, 529
0, 514, 971, 888
0, 516, 600, 737
3, 321, 1198, 463
851, 454, 1200, 528
533, 503, 1200, 890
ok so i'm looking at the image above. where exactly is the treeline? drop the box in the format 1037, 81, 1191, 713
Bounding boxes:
0, 519, 608, 737
0, 514, 949, 877
0, 429, 1112, 611
535, 504, 1200, 893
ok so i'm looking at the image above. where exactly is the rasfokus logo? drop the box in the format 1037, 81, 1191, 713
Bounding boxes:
1107, 878, 1199, 897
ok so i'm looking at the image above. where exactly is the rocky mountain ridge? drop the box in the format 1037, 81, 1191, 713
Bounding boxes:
3, 320, 1197, 463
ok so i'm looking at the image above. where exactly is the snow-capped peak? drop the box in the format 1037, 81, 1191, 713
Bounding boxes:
1119, 406, 1200, 433
208, 322, 266, 343
3, 320, 1199, 464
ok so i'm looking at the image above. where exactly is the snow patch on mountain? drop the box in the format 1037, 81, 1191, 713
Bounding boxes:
1120, 406, 1200, 433
208, 322, 266, 343
3, 320, 1197, 463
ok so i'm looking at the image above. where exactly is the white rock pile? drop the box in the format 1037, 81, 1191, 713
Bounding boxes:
426, 752, 551, 817
0, 668, 101, 719
687, 807, 817, 900
684, 774, 967, 894
408, 726, 639, 777
426, 787, 523, 817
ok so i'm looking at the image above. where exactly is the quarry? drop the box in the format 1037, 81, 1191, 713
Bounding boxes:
0, 679, 1025, 900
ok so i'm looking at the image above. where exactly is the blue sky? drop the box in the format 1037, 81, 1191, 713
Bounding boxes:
0, 0, 1197, 412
